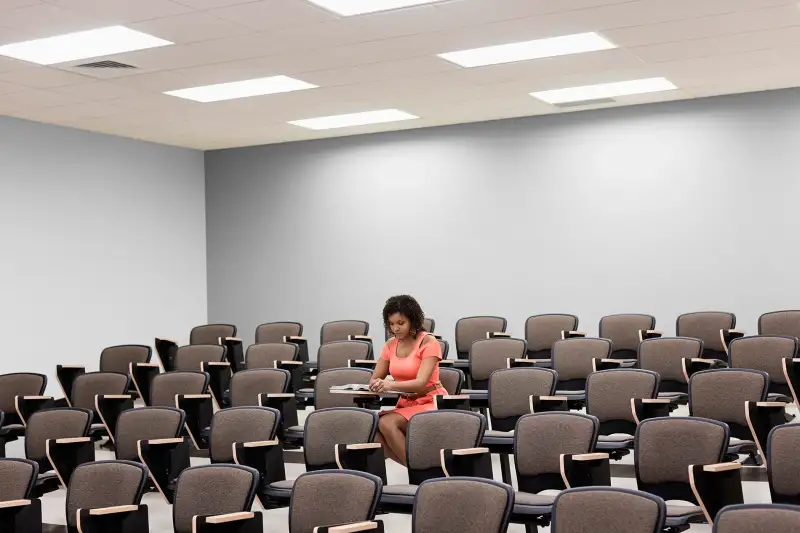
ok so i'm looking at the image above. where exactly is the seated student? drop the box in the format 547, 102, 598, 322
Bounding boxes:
370, 295, 446, 465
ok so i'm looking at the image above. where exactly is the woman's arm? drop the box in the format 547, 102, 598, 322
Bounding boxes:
371, 359, 389, 381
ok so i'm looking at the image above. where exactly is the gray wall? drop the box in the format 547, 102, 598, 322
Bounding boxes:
205, 88, 800, 355
1, 117, 207, 393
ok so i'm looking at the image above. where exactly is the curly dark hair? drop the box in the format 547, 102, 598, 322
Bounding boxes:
382, 295, 426, 333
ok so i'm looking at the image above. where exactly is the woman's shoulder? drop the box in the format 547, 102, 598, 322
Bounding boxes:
419, 333, 436, 346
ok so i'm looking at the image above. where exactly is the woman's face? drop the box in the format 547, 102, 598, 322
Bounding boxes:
388, 313, 412, 340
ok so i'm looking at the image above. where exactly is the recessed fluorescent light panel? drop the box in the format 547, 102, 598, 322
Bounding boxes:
438, 32, 616, 68
165, 76, 317, 103
307, 0, 445, 16
289, 109, 419, 130
531, 77, 677, 104
0, 26, 172, 65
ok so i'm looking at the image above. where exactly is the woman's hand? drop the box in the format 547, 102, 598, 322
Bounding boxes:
369, 378, 387, 393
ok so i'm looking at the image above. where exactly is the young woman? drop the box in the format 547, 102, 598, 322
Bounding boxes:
369, 295, 446, 465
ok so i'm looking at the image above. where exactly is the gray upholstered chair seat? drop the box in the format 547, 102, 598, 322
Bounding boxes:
665, 504, 704, 526
727, 438, 757, 454
512, 491, 556, 515
657, 392, 687, 400
555, 390, 586, 400
265, 479, 295, 499
37, 471, 58, 480
460, 389, 488, 399
767, 392, 793, 403
3, 423, 24, 431
286, 425, 304, 438
380, 484, 418, 505
595, 433, 634, 449
482, 430, 513, 445
90, 423, 106, 430
297, 388, 314, 398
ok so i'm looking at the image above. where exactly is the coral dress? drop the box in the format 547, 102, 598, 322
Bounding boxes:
379, 332, 447, 420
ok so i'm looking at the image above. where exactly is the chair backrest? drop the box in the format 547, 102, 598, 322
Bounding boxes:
439, 367, 464, 395
230, 369, 290, 407
413, 478, 514, 533
320, 320, 369, 345
149, 371, 209, 407
209, 407, 281, 463
172, 464, 259, 533
676, 311, 736, 357
759, 310, 800, 337
713, 504, 800, 533
25, 408, 92, 462
114, 407, 185, 461
689, 369, 768, 429
314, 368, 373, 410
552, 487, 666, 533
599, 314, 656, 356
406, 411, 486, 481
514, 412, 598, 482
635, 417, 728, 488
71, 371, 130, 411
99, 345, 152, 374
255, 321, 303, 344
317, 340, 372, 372
304, 408, 378, 468
551, 338, 613, 385
190, 323, 237, 345
586, 369, 659, 431
438, 339, 450, 360
489, 367, 557, 420
767, 424, 800, 504
469, 337, 527, 384
455, 316, 507, 357
173, 344, 226, 372
289, 470, 382, 533
385, 317, 436, 340
637, 337, 702, 388
729, 335, 798, 386
245, 342, 299, 369
525, 314, 580, 358
0, 373, 47, 416
66, 460, 147, 527
0, 458, 38, 501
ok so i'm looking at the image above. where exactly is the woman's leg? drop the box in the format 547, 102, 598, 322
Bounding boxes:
375, 431, 402, 464
378, 413, 409, 466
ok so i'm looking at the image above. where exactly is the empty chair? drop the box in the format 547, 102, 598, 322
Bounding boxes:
318, 340, 372, 372
386, 317, 436, 340
312, 368, 373, 411
455, 316, 507, 359
149, 371, 209, 407
759, 310, 800, 337
586, 369, 659, 454
469, 337, 527, 390
635, 417, 730, 527
689, 369, 769, 460
99, 345, 151, 375
172, 464, 260, 533
487, 367, 558, 433
551, 487, 666, 533
525, 314, 580, 359
209, 407, 281, 464
0, 373, 47, 432
256, 321, 303, 344
114, 407, 185, 462
551, 338, 613, 397
729, 336, 798, 402
0, 458, 38, 500
413, 477, 514, 533
767, 424, 800, 505
714, 504, 800, 533
25, 408, 92, 492
321, 320, 369, 345
69, 372, 129, 427
439, 367, 464, 395
288, 470, 382, 533
638, 337, 702, 400
230, 369, 290, 407
172, 344, 226, 371
381, 410, 486, 509
676, 312, 736, 362
599, 314, 655, 359
438, 339, 450, 360
190, 323, 237, 345
245, 343, 300, 370
65, 460, 148, 533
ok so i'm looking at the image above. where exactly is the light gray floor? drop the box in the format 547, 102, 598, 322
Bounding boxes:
17, 402, 791, 533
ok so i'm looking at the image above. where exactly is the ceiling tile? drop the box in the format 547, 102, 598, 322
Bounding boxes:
109, 70, 193, 92
0, 88, 85, 112
0, 80, 27, 95
129, 11, 252, 44
45, 0, 193, 23
172, 60, 282, 85
300, 56, 461, 87
0, 66, 93, 88
0, 3, 104, 41
9, 100, 133, 122
208, 0, 337, 31
171, 0, 263, 9
50, 81, 143, 101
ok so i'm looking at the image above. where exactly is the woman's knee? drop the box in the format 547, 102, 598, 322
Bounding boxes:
379, 414, 405, 435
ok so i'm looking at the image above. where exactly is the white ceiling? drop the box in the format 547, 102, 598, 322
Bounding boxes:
1, 0, 800, 150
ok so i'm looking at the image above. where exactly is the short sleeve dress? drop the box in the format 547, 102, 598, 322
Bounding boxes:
379, 332, 447, 420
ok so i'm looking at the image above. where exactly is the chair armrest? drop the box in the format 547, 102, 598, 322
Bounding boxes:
193, 511, 263, 532
438, 360, 454, 366
507, 358, 549, 368
314, 521, 383, 533
242, 440, 280, 448
487, 332, 511, 339
562, 331, 586, 339
335, 443, 387, 483
180, 394, 212, 399
274, 360, 304, 367
15, 395, 54, 426
682, 358, 725, 381
592, 358, 627, 371
46, 437, 95, 488
145, 437, 185, 445
560, 453, 611, 488
56, 437, 91, 444
720, 330, 746, 353
137, 438, 190, 504
440, 447, 493, 478
529, 395, 569, 413
348, 335, 372, 341
348, 360, 378, 368
689, 462, 743, 525
435, 395, 471, 411
0, 500, 31, 509
206, 512, 255, 524
631, 398, 672, 424
639, 330, 663, 341
232, 440, 286, 487
88, 505, 139, 516
745, 400, 787, 461
284, 336, 306, 341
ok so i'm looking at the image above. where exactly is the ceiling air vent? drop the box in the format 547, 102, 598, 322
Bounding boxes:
552, 97, 616, 108
75, 60, 138, 69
